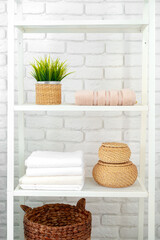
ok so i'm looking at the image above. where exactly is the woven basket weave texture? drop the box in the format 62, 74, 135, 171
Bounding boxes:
93, 160, 138, 188
98, 142, 131, 163
36, 84, 61, 105
21, 198, 91, 240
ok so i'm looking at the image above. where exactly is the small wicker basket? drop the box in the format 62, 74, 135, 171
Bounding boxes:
36, 83, 61, 105
21, 198, 91, 240
98, 142, 131, 163
93, 160, 138, 188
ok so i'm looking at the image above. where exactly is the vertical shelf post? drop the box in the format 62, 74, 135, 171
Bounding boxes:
138, 0, 149, 238
17, 29, 24, 178
17, 27, 25, 240
17, 1, 25, 239
148, 0, 155, 239
7, 0, 15, 239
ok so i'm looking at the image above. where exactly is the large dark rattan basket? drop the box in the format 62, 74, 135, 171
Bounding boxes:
21, 198, 91, 240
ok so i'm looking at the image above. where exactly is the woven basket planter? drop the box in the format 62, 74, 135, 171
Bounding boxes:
21, 198, 92, 240
93, 160, 138, 188
98, 142, 131, 163
36, 83, 61, 105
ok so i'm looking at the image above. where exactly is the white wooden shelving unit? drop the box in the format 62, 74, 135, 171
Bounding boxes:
7, 0, 155, 239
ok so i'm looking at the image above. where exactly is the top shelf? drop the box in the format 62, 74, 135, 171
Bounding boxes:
14, 20, 148, 33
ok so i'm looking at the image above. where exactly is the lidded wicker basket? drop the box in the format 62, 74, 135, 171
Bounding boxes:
93, 160, 138, 188
93, 142, 138, 188
21, 198, 91, 240
98, 142, 131, 163
36, 83, 61, 105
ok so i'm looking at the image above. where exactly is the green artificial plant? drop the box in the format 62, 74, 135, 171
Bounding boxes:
30, 56, 73, 82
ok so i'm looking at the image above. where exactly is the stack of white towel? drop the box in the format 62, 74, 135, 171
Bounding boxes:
19, 151, 85, 190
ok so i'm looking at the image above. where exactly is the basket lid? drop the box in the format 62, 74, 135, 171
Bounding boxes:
101, 142, 129, 149
98, 160, 133, 167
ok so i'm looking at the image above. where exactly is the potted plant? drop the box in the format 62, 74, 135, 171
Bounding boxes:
31, 56, 73, 105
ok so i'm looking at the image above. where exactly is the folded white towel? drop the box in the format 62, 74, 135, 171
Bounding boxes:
19, 175, 84, 185
25, 151, 83, 168
26, 167, 84, 177
20, 184, 84, 191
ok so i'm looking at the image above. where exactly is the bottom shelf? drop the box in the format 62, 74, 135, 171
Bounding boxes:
14, 177, 148, 198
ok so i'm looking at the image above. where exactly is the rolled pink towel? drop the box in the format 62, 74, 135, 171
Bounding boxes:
122, 89, 136, 105
118, 90, 123, 106
110, 90, 118, 106
98, 91, 106, 106
75, 89, 136, 106
106, 91, 110, 106
93, 91, 98, 106
75, 90, 94, 105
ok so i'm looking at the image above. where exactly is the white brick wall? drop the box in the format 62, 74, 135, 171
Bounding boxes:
0, 0, 160, 239
67, 42, 105, 54
28, 40, 65, 53
86, 55, 123, 66
85, 3, 123, 15
23, 2, 45, 14
46, 2, 84, 15
125, 3, 143, 15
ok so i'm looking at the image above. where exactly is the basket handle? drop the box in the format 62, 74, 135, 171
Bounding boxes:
20, 205, 32, 213
76, 198, 86, 210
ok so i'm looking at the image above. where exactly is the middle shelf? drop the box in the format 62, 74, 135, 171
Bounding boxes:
14, 104, 148, 112
14, 177, 148, 198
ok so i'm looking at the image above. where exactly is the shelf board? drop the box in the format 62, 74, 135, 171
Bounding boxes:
14, 104, 148, 112
14, 20, 148, 33
14, 178, 148, 198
